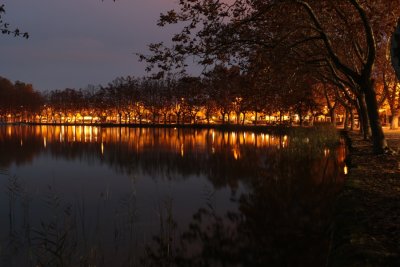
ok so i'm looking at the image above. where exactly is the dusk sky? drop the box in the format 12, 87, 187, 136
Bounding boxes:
1, 0, 180, 91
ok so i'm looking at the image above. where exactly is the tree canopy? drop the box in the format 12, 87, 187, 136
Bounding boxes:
140, 0, 400, 153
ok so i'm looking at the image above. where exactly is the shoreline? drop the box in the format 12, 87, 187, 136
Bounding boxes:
0, 121, 330, 134
328, 131, 400, 267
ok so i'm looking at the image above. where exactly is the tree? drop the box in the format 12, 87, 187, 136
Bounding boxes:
0, 77, 44, 122
375, 46, 400, 129
0, 4, 28, 38
142, 0, 400, 153
205, 66, 243, 124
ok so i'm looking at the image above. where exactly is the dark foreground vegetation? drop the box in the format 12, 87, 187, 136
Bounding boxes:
329, 131, 400, 267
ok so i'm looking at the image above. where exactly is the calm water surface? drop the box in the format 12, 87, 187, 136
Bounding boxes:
0, 125, 346, 266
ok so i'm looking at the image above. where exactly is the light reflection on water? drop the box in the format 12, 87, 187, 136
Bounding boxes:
16, 125, 291, 150
0, 125, 346, 266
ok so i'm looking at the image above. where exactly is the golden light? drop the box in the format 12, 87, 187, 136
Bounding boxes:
43, 137, 47, 148
76, 126, 83, 142
180, 143, 184, 157
101, 142, 104, 155
323, 105, 328, 114
61, 125, 65, 140
93, 127, 99, 141
233, 147, 240, 160
72, 126, 76, 142
231, 132, 236, 143
344, 165, 348, 175
84, 126, 92, 142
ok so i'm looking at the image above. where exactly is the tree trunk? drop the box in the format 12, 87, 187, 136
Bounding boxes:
298, 110, 303, 126
358, 94, 370, 140
329, 108, 336, 126
309, 115, 314, 126
193, 113, 197, 124
390, 110, 399, 130
364, 81, 387, 154
344, 109, 349, 131
350, 109, 355, 131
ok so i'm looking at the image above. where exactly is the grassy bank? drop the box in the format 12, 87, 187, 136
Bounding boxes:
328, 131, 400, 267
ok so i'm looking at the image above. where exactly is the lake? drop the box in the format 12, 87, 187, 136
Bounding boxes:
0, 125, 346, 266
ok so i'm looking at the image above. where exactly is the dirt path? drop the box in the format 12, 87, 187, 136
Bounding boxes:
328, 130, 400, 267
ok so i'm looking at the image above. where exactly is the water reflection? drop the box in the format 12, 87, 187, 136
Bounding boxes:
0, 125, 346, 266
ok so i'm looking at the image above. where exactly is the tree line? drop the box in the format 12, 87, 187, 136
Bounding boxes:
0, 77, 43, 121
0, 60, 396, 129
0, 71, 327, 126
